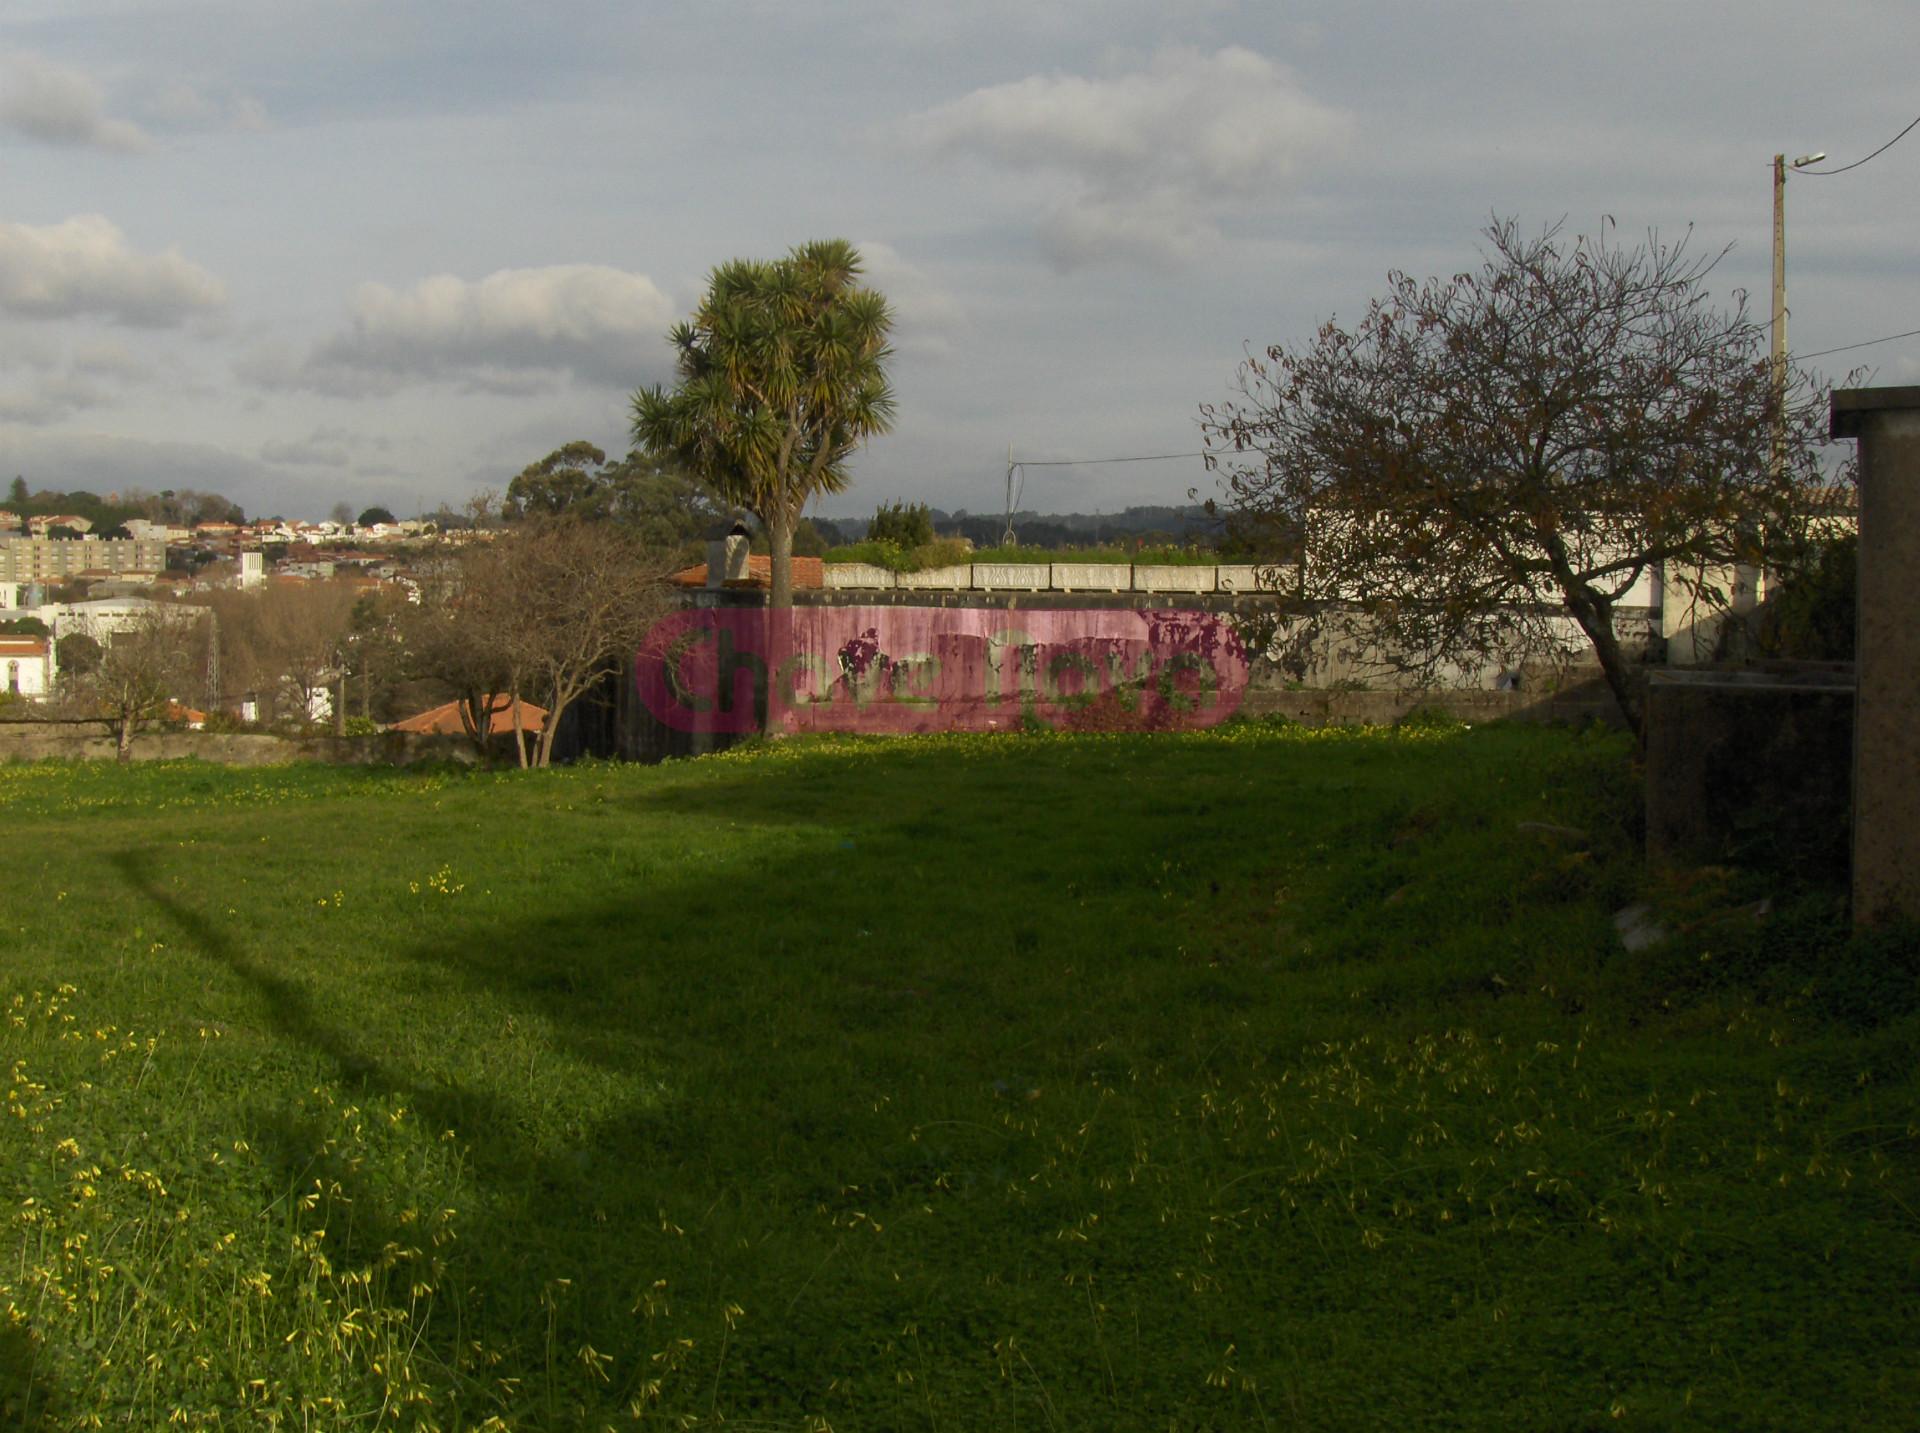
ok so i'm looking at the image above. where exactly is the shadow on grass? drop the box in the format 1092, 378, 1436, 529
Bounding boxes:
103, 826, 891, 1417
0, 1321, 59, 1430
84, 729, 1656, 1424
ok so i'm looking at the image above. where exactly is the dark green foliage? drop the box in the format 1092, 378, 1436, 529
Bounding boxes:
355, 505, 396, 527
867, 499, 935, 548
632, 238, 896, 608
2, 483, 241, 531
789, 517, 831, 558
503, 442, 724, 556
1759, 534, 1856, 660
53, 632, 100, 676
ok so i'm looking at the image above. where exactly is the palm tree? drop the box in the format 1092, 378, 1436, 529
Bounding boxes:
631, 239, 894, 611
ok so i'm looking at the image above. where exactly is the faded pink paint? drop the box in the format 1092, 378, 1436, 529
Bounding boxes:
636, 606, 1250, 735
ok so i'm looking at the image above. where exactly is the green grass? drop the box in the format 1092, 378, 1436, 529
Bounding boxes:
1, 725, 1915, 1430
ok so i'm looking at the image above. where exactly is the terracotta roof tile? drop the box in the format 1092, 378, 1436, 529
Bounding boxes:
390, 696, 547, 735
668, 555, 825, 590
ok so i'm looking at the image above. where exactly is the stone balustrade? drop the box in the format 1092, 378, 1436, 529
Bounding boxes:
821, 561, 1295, 594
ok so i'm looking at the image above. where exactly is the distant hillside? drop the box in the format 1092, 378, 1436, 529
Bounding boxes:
815, 503, 1222, 550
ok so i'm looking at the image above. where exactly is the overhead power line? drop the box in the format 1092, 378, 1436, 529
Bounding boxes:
1797, 113, 1920, 175
1000, 449, 1210, 544
1797, 326, 1920, 360
1013, 450, 1208, 467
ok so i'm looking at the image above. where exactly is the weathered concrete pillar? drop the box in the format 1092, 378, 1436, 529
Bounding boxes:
1830, 386, 1920, 926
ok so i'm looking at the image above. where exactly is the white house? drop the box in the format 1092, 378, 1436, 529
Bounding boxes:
0, 636, 53, 700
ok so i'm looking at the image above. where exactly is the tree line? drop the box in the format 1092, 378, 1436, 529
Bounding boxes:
3, 477, 246, 535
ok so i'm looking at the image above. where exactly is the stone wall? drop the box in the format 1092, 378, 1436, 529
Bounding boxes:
0, 725, 477, 767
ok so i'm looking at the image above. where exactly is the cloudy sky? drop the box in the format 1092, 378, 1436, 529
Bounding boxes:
1, 1, 1913, 521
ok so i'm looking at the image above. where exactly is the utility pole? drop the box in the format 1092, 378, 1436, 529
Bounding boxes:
1770, 150, 1825, 479
1771, 152, 1787, 441
1003, 444, 1017, 546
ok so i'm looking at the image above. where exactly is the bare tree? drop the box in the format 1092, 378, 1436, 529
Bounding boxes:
492, 519, 676, 767
61, 605, 209, 762
257, 580, 361, 724
398, 521, 673, 766
190, 580, 361, 725
1200, 218, 1838, 738
397, 548, 520, 760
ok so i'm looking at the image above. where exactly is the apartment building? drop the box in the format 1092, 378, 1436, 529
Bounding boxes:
0, 537, 166, 582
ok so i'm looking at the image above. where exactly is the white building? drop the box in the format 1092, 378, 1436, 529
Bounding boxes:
0, 636, 53, 699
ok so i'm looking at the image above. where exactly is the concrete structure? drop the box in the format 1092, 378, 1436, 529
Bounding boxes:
239, 551, 266, 588
1831, 386, 1920, 926
894, 563, 975, 591
709, 534, 749, 586
972, 562, 1050, 592
1049, 563, 1130, 592
0, 725, 480, 766
0, 537, 165, 582
1132, 565, 1217, 595
1216, 564, 1291, 594
822, 563, 896, 590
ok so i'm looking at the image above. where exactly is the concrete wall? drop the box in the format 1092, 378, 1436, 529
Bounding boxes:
1642, 666, 1854, 874
972, 563, 1050, 591
1832, 386, 1920, 925
822, 563, 896, 590
691, 583, 1660, 697
893, 564, 976, 591
0, 726, 477, 766
1049, 563, 1130, 592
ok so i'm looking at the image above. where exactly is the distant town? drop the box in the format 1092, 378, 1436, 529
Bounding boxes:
0, 472, 1227, 735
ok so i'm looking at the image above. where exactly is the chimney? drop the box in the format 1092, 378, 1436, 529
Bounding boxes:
705, 531, 750, 588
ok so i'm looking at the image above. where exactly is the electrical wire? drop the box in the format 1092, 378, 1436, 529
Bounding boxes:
1795, 113, 1920, 175
1000, 449, 1210, 542
1012, 451, 1208, 467
1797, 326, 1920, 360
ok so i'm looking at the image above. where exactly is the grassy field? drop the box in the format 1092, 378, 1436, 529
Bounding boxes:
1, 723, 1915, 1430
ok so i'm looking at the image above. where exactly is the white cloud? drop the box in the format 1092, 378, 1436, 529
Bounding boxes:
853, 240, 968, 357
281, 264, 678, 394
0, 51, 152, 152
906, 47, 1348, 268
0, 215, 225, 326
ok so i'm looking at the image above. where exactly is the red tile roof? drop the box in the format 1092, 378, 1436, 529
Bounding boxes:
390, 696, 547, 735
667, 555, 824, 590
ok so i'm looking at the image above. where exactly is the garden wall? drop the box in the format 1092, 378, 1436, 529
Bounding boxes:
1642, 665, 1854, 876
0, 726, 476, 767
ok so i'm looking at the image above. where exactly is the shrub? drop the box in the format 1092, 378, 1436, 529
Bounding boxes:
867, 500, 935, 548
1759, 534, 1855, 659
